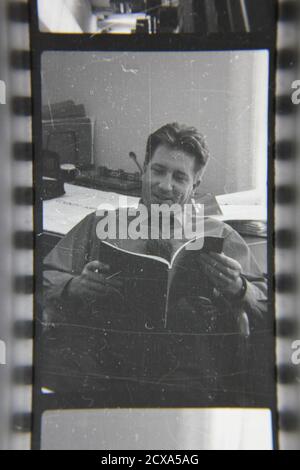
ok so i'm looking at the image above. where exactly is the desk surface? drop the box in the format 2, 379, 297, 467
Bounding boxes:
43, 184, 267, 236
43, 184, 139, 235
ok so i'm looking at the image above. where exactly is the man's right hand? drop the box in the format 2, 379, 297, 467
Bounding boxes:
66, 261, 123, 303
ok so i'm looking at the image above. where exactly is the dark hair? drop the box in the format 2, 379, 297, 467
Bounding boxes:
145, 123, 210, 172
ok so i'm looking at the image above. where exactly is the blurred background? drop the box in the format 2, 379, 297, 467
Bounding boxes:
38, 0, 276, 34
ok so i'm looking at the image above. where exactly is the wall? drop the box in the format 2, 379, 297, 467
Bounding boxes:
41, 50, 269, 196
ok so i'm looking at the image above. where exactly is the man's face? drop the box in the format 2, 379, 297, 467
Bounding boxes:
142, 144, 201, 210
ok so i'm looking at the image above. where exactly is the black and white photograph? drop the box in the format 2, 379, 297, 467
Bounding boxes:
37, 49, 275, 431
37, 0, 276, 34
34, 47, 278, 449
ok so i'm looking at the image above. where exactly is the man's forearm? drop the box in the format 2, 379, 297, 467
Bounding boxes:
43, 271, 76, 323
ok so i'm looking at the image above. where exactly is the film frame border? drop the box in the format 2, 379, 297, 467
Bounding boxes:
3, 0, 34, 450
5, 0, 299, 450
276, 0, 300, 451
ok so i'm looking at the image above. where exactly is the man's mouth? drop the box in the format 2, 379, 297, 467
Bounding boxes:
151, 194, 174, 205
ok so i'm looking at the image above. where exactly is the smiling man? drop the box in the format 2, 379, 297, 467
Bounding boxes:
42, 123, 272, 404
142, 130, 205, 208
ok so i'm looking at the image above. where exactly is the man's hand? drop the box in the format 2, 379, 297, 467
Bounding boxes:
198, 252, 244, 299
67, 261, 123, 303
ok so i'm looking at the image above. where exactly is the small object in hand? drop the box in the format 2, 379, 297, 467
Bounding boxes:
106, 271, 122, 281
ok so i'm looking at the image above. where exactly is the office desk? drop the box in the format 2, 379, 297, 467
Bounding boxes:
42, 184, 139, 257
42, 184, 267, 272
43, 183, 139, 235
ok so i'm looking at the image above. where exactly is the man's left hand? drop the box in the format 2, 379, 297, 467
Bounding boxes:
198, 252, 244, 299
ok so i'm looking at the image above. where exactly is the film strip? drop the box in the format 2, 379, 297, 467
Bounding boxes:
276, 0, 300, 451
6, 0, 33, 450
2, 0, 299, 450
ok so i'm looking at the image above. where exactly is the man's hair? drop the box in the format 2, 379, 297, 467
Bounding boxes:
145, 123, 210, 173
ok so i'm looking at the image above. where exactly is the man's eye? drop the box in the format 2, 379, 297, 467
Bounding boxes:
152, 167, 163, 175
175, 175, 187, 183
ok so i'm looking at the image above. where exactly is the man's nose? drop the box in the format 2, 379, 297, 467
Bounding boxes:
158, 174, 173, 192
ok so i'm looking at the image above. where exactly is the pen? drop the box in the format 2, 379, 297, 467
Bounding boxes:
241, 273, 266, 282
106, 271, 122, 281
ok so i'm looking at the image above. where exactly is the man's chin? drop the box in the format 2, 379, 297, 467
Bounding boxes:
150, 196, 176, 207
141, 194, 182, 209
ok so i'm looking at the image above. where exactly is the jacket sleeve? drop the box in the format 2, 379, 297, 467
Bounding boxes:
43, 213, 96, 322
222, 227, 268, 330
